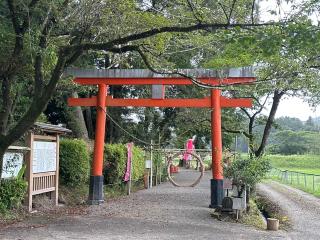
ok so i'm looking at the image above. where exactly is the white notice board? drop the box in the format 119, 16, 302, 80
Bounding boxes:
32, 141, 57, 173
1, 152, 24, 179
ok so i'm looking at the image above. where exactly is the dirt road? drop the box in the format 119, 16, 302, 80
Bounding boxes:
258, 181, 320, 240
1, 171, 286, 240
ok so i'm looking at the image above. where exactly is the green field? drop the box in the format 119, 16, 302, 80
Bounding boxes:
267, 154, 320, 173
266, 154, 320, 197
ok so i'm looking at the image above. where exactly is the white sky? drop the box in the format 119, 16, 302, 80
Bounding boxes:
273, 97, 320, 121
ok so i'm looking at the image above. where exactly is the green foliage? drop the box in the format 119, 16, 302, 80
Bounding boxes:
223, 156, 271, 189
0, 166, 27, 213
103, 144, 126, 184
131, 146, 145, 181
269, 130, 320, 155
59, 139, 90, 186
103, 144, 145, 184
36, 113, 49, 123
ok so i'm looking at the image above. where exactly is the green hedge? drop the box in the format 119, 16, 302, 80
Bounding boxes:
0, 167, 27, 213
103, 144, 145, 184
59, 139, 90, 186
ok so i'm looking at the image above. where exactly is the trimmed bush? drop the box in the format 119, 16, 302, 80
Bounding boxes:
103, 144, 145, 184
131, 146, 145, 181
59, 139, 90, 186
103, 144, 126, 184
0, 167, 27, 213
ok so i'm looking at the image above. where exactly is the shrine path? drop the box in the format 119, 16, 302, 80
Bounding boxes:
1, 171, 287, 240
257, 181, 320, 240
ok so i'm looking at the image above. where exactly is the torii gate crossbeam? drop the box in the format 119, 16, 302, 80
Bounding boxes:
66, 68, 255, 208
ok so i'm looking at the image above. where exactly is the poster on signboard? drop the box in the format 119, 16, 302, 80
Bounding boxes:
1, 152, 24, 179
32, 141, 57, 173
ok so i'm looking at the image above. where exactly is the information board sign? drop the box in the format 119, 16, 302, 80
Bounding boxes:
1, 152, 23, 179
32, 141, 57, 173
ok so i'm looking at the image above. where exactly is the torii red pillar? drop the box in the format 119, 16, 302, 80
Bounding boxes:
210, 89, 224, 207
89, 84, 107, 204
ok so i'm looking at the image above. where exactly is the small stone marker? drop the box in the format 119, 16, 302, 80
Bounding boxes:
267, 218, 279, 231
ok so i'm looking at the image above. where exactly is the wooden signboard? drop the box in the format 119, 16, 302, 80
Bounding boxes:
25, 133, 60, 212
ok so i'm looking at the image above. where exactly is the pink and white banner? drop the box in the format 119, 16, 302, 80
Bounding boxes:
124, 142, 133, 182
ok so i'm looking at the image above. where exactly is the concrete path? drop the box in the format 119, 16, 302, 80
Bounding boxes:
258, 181, 320, 240
1, 171, 287, 240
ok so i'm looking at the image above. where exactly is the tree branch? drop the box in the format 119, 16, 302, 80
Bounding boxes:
221, 125, 250, 138
6, 0, 21, 34
34, 7, 54, 93
218, 2, 229, 22
228, 0, 237, 25
251, 0, 256, 24
20, 0, 41, 34
252, 93, 270, 119
67, 22, 277, 52
186, 0, 202, 23
241, 107, 251, 118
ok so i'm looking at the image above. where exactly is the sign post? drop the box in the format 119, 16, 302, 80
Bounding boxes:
25, 123, 70, 212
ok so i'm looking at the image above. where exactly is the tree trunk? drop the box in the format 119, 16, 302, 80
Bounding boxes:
248, 116, 255, 158
0, 142, 7, 175
0, 53, 67, 175
66, 92, 89, 140
254, 90, 285, 157
0, 76, 14, 135
84, 107, 94, 139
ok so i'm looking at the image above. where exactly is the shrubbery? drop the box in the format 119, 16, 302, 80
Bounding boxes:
0, 167, 27, 213
103, 144, 145, 184
131, 146, 145, 181
59, 139, 90, 186
223, 156, 270, 197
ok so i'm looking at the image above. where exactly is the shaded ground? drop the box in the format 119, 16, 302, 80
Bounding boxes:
257, 181, 320, 240
0, 171, 286, 240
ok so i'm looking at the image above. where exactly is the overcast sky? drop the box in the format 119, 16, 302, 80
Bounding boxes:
273, 97, 320, 121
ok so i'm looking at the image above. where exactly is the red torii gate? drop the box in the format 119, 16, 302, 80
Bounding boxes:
67, 68, 255, 207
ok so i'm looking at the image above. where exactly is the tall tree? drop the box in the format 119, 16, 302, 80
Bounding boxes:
0, 0, 314, 173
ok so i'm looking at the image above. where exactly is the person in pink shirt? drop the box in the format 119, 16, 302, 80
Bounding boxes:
183, 137, 195, 168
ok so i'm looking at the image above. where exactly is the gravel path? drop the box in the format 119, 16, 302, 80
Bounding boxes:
257, 181, 320, 240
1, 171, 287, 240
